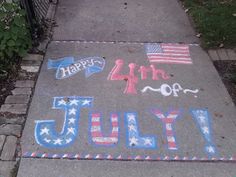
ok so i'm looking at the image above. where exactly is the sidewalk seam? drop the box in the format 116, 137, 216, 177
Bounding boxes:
51, 40, 200, 46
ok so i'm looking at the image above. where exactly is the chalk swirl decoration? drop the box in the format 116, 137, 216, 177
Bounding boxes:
141, 83, 199, 97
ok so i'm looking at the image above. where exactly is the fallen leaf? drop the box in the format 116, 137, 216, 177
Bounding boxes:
185, 8, 189, 13
196, 33, 201, 38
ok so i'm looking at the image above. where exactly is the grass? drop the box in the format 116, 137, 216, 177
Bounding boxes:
181, 0, 236, 49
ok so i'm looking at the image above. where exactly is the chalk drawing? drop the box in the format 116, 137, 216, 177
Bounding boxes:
107, 59, 138, 94
141, 83, 199, 97
22, 151, 236, 161
191, 109, 217, 157
138, 65, 169, 80
35, 96, 93, 148
47, 56, 105, 79
125, 112, 156, 149
145, 43, 192, 64
152, 109, 181, 150
108, 59, 171, 94
90, 113, 119, 146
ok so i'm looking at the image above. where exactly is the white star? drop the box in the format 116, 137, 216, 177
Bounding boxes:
128, 124, 137, 132
82, 99, 91, 105
69, 99, 79, 106
206, 146, 215, 153
127, 114, 136, 122
66, 138, 72, 144
166, 123, 172, 131
69, 108, 76, 115
197, 110, 204, 114
44, 138, 51, 143
129, 137, 138, 146
58, 99, 66, 105
167, 136, 175, 142
67, 127, 76, 135
202, 127, 209, 134
144, 138, 152, 145
68, 117, 76, 124
40, 127, 50, 135
53, 138, 62, 145
198, 115, 205, 123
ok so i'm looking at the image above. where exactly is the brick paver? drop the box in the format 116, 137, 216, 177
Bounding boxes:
0, 136, 18, 160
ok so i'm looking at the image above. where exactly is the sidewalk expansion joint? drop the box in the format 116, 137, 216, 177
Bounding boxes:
51, 40, 200, 46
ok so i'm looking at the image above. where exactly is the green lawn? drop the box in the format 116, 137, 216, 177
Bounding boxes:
181, 0, 236, 48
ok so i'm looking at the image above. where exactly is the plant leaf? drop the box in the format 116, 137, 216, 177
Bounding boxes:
7, 40, 15, 47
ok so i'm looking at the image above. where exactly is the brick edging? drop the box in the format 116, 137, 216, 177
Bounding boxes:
208, 48, 236, 61
0, 54, 44, 177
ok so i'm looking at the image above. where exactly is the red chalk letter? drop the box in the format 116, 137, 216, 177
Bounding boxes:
90, 113, 119, 146
108, 59, 138, 94
152, 109, 181, 150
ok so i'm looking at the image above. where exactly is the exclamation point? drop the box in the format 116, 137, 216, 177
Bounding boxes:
191, 109, 217, 157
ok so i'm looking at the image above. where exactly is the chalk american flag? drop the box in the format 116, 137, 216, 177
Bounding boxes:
145, 43, 192, 64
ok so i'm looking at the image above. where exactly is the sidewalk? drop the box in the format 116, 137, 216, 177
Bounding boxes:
52, 0, 197, 42
17, 0, 236, 176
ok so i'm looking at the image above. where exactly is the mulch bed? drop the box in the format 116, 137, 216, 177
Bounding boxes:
214, 60, 236, 105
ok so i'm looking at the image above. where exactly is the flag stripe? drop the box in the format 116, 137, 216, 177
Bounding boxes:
149, 59, 192, 62
162, 46, 189, 50
148, 53, 189, 56
148, 56, 191, 60
162, 49, 189, 53
149, 60, 192, 64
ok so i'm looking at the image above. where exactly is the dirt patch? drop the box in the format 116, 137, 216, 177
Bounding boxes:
0, 64, 19, 106
0, 62, 37, 108
214, 60, 236, 105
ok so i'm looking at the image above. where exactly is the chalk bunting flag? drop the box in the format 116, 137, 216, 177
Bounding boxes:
47, 56, 105, 79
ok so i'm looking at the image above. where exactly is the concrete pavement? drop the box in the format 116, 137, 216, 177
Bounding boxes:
53, 0, 198, 43
17, 0, 235, 176
17, 158, 236, 177
20, 41, 236, 159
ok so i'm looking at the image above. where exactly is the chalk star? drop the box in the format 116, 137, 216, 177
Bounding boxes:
198, 115, 206, 123
82, 99, 91, 105
44, 138, 51, 143
127, 114, 136, 122
202, 127, 209, 134
53, 138, 63, 145
69, 99, 79, 106
144, 138, 152, 145
66, 138, 72, 144
167, 136, 175, 142
58, 99, 66, 105
166, 123, 172, 131
67, 127, 76, 135
197, 110, 204, 114
129, 137, 138, 146
69, 108, 76, 115
40, 127, 50, 135
128, 124, 137, 132
69, 117, 76, 124
206, 146, 215, 154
